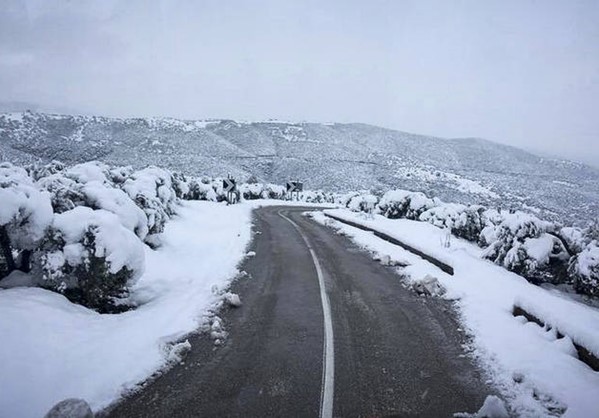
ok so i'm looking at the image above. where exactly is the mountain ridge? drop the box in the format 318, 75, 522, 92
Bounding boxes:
1, 111, 597, 225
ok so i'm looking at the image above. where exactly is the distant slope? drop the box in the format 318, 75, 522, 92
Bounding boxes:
1, 111, 598, 225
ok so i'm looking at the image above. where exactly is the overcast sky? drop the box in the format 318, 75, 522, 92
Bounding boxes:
1, 0, 598, 165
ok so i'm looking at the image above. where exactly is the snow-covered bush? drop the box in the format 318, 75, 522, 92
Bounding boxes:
171, 172, 191, 199
568, 242, 599, 297
582, 220, 599, 244
377, 190, 437, 220
477, 208, 509, 247
81, 182, 149, 240
300, 190, 333, 204
36, 174, 86, 213
558, 226, 585, 254
420, 203, 487, 242
36, 207, 145, 312
122, 166, 179, 236
107, 165, 134, 186
454, 205, 488, 242
347, 193, 379, 213
238, 183, 286, 200
483, 212, 568, 283
0, 163, 53, 275
263, 184, 286, 200
65, 161, 112, 185
36, 169, 149, 240
185, 178, 221, 201
27, 160, 66, 181
239, 182, 265, 200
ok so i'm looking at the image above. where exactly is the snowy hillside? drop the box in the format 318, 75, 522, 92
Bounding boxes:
1, 111, 598, 225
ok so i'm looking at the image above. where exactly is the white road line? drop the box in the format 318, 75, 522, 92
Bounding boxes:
278, 211, 335, 418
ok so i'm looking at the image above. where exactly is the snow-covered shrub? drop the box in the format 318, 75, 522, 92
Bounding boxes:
478, 209, 506, 247
336, 192, 360, 208
377, 190, 436, 220
483, 212, 567, 283
122, 167, 179, 236
454, 205, 488, 242
36, 174, 86, 213
420, 203, 467, 229
582, 220, 599, 244
558, 226, 585, 254
420, 203, 487, 242
263, 184, 286, 200
0, 163, 53, 275
27, 160, 66, 181
36, 207, 145, 312
347, 193, 379, 213
65, 161, 112, 185
568, 242, 599, 297
301, 190, 333, 203
172, 172, 191, 199
239, 182, 264, 200
239, 183, 286, 200
81, 182, 149, 240
186, 178, 221, 202
36, 171, 149, 240
108, 165, 134, 186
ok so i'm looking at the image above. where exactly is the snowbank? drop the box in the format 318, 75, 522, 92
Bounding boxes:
315, 209, 599, 417
0, 201, 253, 417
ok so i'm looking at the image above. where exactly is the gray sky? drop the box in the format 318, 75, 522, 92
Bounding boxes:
1, 0, 598, 166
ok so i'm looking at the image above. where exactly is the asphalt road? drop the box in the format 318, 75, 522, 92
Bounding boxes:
104, 206, 490, 418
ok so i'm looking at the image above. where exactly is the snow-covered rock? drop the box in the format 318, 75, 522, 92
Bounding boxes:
44, 398, 93, 418
224, 292, 242, 307
411, 274, 446, 297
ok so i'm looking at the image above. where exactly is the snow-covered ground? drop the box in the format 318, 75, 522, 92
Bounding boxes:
313, 209, 599, 417
0, 201, 253, 418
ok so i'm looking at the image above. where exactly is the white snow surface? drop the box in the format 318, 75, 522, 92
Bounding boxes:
0, 201, 253, 418
315, 209, 599, 417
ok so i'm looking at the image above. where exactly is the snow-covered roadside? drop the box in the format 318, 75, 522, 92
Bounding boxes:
313, 209, 599, 418
0, 201, 253, 418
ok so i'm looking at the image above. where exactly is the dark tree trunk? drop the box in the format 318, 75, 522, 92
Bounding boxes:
0, 225, 16, 276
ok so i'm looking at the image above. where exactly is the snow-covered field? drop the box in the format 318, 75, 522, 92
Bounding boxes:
0, 201, 253, 418
313, 209, 599, 417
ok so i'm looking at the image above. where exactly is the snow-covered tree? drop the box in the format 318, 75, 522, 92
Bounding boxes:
36, 207, 145, 312
0, 163, 53, 276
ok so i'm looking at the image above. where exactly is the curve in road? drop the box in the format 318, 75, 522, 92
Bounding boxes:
104, 206, 491, 418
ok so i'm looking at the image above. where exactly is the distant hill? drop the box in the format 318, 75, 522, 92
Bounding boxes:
1, 111, 597, 225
